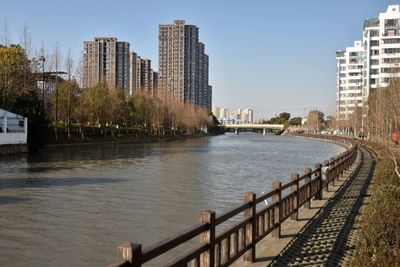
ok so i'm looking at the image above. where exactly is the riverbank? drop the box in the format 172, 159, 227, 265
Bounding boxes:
44, 132, 208, 148
287, 133, 354, 150
0, 144, 28, 156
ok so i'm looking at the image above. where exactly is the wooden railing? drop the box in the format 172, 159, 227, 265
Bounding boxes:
108, 135, 357, 267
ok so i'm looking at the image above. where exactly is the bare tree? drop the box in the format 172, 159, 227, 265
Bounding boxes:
65, 49, 74, 139
51, 43, 62, 141
19, 23, 32, 57
74, 53, 86, 140
1, 19, 11, 46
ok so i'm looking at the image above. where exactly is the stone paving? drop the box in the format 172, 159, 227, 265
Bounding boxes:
232, 146, 376, 267
268, 146, 376, 266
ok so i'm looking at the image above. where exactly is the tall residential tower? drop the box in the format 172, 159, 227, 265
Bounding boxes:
158, 20, 212, 111
83, 37, 130, 92
336, 41, 364, 120
336, 5, 400, 120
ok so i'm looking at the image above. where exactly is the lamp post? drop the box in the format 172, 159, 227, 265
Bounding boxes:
39, 55, 46, 112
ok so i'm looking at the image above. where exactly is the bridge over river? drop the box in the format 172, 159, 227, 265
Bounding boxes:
223, 124, 285, 135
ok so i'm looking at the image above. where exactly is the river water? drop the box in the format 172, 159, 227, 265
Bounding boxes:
0, 133, 345, 266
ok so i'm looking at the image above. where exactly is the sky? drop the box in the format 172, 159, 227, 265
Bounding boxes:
0, 0, 398, 119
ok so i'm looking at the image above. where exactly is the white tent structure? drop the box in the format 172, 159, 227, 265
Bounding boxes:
0, 108, 28, 145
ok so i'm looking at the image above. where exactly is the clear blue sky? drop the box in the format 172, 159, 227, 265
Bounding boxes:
1, 0, 397, 118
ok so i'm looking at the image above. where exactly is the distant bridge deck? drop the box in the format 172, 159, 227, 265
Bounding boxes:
223, 124, 285, 130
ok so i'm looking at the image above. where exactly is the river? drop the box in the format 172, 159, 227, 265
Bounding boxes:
0, 133, 345, 266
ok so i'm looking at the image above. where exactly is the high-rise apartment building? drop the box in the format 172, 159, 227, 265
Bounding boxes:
151, 71, 159, 99
133, 56, 155, 97
220, 108, 229, 119
197, 42, 210, 109
128, 51, 137, 96
158, 20, 212, 111
336, 5, 400, 120
363, 5, 400, 95
141, 58, 152, 93
232, 108, 254, 123
336, 41, 364, 120
83, 37, 130, 92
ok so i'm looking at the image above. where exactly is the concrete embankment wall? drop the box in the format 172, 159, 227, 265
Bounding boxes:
0, 144, 28, 156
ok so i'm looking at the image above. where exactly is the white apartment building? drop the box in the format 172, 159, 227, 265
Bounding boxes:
220, 108, 229, 119
337, 5, 400, 120
0, 108, 27, 145
232, 108, 254, 124
364, 5, 400, 94
212, 107, 229, 120
336, 41, 364, 120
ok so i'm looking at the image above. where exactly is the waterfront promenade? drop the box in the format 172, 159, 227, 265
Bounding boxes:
108, 135, 360, 266
233, 145, 376, 266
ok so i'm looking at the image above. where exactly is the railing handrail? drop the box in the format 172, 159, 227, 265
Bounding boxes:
141, 223, 209, 264
108, 134, 358, 267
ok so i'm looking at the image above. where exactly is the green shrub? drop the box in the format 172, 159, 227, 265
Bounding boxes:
354, 159, 400, 266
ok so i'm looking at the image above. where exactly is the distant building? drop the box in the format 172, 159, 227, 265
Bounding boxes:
158, 19, 212, 111
232, 108, 254, 124
141, 58, 152, 93
336, 41, 364, 120
83, 37, 130, 93
212, 107, 230, 121
152, 71, 159, 99
363, 5, 400, 95
220, 108, 229, 119
133, 55, 156, 97
0, 108, 27, 146
128, 52, 137, 96
336, 5, 400, 120
242, 108, 254, 123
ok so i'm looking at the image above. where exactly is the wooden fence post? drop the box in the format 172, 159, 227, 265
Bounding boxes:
290, 173, 299, 220
243, 192, 256, 262
329, 157, 338, 185
345, 150, 350, 171
303, 168, 312, 208
323, 160, 332, 195
200, 210, 216, 267
338, 154, 343, 178
336, 156, 340, 181
116, 242, 142, 267
271, 181, 282, 238
315, 163, 323, 200
341, 153, 346, 178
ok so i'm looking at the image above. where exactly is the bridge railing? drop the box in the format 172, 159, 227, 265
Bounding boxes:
107, 135, 357, 267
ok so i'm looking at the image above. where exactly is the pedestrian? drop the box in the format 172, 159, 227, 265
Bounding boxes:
392, 132, 399, 146
359, 131, 365, 141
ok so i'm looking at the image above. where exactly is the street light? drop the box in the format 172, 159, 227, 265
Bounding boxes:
39, 54, 46, 112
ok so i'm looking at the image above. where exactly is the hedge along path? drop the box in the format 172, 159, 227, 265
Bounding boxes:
268, 146, 376, 266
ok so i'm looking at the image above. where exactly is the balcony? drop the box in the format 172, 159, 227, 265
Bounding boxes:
364, 18, 379, 28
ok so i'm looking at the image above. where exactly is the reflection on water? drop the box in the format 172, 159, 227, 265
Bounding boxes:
0, 133, 345, 266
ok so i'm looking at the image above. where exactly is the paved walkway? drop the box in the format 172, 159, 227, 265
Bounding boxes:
232, 146, 376, 267
269, 146, 376, 266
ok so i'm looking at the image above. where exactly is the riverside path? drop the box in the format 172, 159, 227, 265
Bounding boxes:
233, 145, 376, 267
